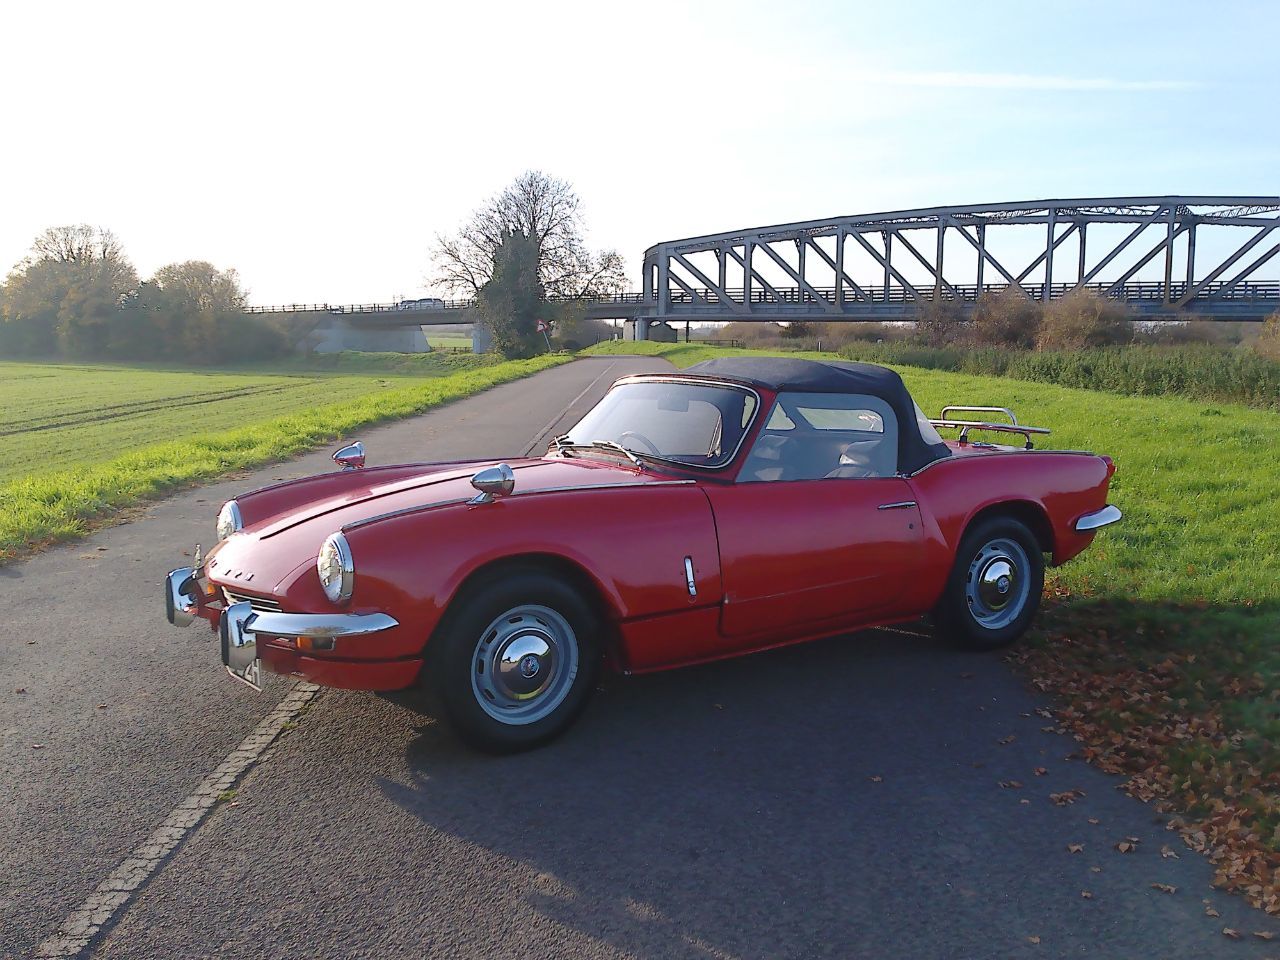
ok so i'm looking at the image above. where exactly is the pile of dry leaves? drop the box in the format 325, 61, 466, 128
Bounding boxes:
1011, 598, 1280, 915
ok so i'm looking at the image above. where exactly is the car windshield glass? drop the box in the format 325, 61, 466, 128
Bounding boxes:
562, 381, 757, 468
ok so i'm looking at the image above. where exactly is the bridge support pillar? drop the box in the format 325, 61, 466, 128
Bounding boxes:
626, 319, 650, 341
471, 323, 492, 353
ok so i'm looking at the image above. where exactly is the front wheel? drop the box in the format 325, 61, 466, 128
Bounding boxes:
934, 516, 1044, 651
425, 571, 600, 753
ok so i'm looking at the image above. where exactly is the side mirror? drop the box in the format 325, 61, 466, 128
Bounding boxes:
333, 441, 365, 470
469, 463, 515, 504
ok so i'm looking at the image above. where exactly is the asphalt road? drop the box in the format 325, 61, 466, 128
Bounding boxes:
4, 357, 1276, 959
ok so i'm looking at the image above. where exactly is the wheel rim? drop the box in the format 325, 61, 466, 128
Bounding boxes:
965, 537, 1032, 630
471, 604, 579, 726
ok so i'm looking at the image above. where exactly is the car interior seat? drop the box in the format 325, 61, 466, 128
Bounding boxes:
741, 433, 798, 481
824, 436, 891, 479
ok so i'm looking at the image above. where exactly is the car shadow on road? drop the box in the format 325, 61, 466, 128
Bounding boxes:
373, 626, 1240, 960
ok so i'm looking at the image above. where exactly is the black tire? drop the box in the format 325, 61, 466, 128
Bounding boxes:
424, 570, 601, 753
933, 515, 1044, 651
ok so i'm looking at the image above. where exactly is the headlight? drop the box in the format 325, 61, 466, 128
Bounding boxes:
216, 500, 243, 541
317, 532, 354, 603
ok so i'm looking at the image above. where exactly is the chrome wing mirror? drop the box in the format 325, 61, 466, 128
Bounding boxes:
469, 463, 515, 504
333, 441, 365, 471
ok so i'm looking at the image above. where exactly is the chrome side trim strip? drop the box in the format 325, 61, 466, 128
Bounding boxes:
1074, 504, 1122, 531
244, 610, 400, 639
877, 500, 917, 511
342, 481, 699, 532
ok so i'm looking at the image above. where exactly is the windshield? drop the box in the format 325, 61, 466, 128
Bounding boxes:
561, 380, 758, 469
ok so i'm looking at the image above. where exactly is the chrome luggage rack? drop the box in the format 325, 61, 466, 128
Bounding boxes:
928, 406, 1050, 450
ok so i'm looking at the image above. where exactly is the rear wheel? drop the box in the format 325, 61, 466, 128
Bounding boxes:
425, 571, 600, 753
934, 516, 1044, 651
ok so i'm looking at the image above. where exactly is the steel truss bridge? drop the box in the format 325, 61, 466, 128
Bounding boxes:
248, 197, 1280, 334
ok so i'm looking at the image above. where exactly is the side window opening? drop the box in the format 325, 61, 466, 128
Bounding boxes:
739, 392, 898, 482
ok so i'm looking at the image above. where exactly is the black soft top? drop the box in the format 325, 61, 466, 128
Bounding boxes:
683, 357, 951, 474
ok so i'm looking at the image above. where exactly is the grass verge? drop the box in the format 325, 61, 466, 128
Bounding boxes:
587, 340, 1280, 911
0, 354, 570, 562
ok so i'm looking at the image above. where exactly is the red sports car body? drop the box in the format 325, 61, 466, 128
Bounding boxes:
166, 358, 1119, 751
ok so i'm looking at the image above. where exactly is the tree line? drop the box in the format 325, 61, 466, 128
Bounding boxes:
0, 225, 289, 363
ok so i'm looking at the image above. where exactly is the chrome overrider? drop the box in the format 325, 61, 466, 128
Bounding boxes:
165, 565, 399, 685
1074, 504, 1122, 531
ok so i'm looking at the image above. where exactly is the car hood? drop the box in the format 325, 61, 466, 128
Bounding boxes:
205, 456, 679, 594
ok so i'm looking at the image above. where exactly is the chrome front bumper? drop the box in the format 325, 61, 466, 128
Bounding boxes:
165, 565, 398, 689
1074, 504, 1122, 532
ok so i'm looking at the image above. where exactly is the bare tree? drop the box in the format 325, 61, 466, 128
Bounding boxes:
433, 171, 627, 298
23, 224, 137, 296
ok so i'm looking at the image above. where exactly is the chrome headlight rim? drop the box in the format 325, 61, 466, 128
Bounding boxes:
317, 532, 354, 604
216, 500, 243, 541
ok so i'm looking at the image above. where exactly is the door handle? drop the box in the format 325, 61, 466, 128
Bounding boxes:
877, 500, 917, 511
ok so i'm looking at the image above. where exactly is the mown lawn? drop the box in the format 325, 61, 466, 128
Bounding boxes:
0, 353, 569, 561
586, 340, 1280, 911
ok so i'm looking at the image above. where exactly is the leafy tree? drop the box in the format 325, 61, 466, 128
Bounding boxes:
434, 170, 626, 298
476, 231, 545, 359
0, 225, 137, 357
782, 320, 812, 339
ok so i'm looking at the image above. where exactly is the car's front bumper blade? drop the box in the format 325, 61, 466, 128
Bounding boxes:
1074, 504, 1122, 532
217, 600, 400, 691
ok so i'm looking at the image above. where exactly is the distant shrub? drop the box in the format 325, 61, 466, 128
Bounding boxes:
914, 299, 965, 347
838, 341, 1280, 409
1254, 313, 1280, 362
969, 288, 1041, 348
1036, 292, 1131, 350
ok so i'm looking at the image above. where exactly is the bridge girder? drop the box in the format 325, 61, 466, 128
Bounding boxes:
639, 196, 1280, 324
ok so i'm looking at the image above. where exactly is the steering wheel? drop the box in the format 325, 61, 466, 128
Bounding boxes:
617, 430, 661, 455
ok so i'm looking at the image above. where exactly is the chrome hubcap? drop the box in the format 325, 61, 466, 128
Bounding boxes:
965, 538, 1031, 629
472, 605, 578, 725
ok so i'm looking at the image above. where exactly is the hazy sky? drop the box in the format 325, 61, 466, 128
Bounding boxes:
1, 0, 1276, 305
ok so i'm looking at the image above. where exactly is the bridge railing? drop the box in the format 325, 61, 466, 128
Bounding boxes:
245, 280, 1279, 316
659, 280, 1280, 307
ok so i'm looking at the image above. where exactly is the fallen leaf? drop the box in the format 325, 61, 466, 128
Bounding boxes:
1027, 936, 1041, 945
96, 704, 108, 710
1160, 845, 1180, 859
998, 735, 1017, 745
1254, 931, 1275, 941
1034, 767, 1048, 776
1205, 907, 1221, 918
999, 780, 1023, 789
1222, 928, 1240, 940
1088, 818, 1100, 825
868, 775, 883, 783
1067, 843, 1084, 854
1019, 799, 1031, 805
1090, 866, 1102, 873
15, 687, 26, 694
31, 744, 44, 749
96, 546, 107, 551
1081, 890, 1093, 899
1151, 883, 1177, 894
1050, 790, 1085, 805
1116, 841, 1138, 853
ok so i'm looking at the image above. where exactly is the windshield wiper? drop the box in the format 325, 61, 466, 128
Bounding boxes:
588, 439, 645, 469
550, 435, 644, 469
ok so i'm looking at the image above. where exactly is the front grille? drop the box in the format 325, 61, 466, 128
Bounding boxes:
223, 589, 283, 614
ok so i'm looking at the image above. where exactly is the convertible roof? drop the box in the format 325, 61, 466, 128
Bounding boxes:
684, 356, 904, 394
681, 357, 950, 473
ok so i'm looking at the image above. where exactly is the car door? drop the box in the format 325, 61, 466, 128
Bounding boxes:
703, 392, 923, 640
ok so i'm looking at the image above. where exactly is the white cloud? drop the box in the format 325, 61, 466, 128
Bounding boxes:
861, 71, 1199, 92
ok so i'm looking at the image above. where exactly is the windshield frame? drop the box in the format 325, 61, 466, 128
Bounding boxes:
561, 375, 763, 473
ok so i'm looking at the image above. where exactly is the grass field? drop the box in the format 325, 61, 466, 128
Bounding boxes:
0, 353, 569, 561
586, 340, 1280, 908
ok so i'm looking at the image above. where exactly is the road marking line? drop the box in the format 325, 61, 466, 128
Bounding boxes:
36, 681, 320, 958
521, 360, 618, 456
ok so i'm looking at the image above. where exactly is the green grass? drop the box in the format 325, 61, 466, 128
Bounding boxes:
0, 353, 570, 561
586, 340, 1280, 880
425, 335, 474, 351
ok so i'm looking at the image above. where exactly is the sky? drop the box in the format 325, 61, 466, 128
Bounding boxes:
1, 0, 1276, 305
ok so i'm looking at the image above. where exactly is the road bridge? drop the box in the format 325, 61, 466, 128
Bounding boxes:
247, 196, 1280, 347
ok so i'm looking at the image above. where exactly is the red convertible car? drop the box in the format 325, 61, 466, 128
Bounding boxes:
165, 358, 1120, 751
